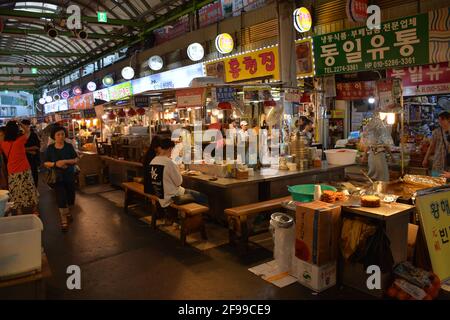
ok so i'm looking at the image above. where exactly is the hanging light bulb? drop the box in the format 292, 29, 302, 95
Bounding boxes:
121, 66, 135, 80
386, 113, 396, 125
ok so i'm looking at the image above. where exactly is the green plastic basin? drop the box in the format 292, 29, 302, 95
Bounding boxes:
287, 184, 337, 202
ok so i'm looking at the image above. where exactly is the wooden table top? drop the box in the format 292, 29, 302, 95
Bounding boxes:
340, 200, 415, 220
0, 253, 52, 288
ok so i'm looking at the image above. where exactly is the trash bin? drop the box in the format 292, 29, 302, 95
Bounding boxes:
270, 212, 295, 272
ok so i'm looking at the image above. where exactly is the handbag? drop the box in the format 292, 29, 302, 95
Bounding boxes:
46, 167, 57, 186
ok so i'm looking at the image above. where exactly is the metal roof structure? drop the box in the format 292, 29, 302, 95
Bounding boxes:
0, 0, 214, 90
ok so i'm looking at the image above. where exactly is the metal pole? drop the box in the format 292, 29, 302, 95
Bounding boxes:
400, 93, 405, 177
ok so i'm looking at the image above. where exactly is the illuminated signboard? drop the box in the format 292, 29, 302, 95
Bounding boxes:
131, 63, 205, 94
108, 81, 133, 101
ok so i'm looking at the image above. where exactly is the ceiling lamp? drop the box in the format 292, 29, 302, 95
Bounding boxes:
148, 55, 163, 71
87, 81, 97, 92
187, 43, 204, 61
61, 90, 70, 99
75, 29, 88, 40
121, 66, 135, 80
73, 86, 82, 96
45, 96, 52, 103
39, 98, 46, 105
46, 25, 58, 38
215, 33, 234, 54
293, 7, 312, 33
102, 75, 114, 87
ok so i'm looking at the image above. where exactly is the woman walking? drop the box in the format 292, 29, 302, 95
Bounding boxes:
44, 126, 78, 231
0, 121, 39, 215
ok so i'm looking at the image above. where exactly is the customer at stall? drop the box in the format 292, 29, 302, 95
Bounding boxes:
302, 119, 314, 146
0, 120, 39, 215
21, 119, 41, 186
237, 121, 249, 164
148, 138, 208, 209
44, 126, 79, 232
422, 111, 450, 177
143, 135, 161, 194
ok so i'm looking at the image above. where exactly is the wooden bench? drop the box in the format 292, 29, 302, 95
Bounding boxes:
225, 196, 292, 254
122, 182, 208, 245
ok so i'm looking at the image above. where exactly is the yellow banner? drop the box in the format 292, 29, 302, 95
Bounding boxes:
217, 46, 280, 83
416, 187, 450, 281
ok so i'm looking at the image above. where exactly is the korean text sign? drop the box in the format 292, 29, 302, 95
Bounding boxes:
108, 81, 133, 101
176, 88, 206, 108
313, 13, 429, 76
387, 62, 450, 96
416, 187, 450, 282
222, 46, 280, 82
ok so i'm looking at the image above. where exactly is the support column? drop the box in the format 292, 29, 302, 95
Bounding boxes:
277, 0, 297, 88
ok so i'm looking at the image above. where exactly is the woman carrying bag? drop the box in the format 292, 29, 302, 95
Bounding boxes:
44, 126, 78, 232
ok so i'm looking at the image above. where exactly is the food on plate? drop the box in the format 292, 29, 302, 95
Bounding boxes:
320, 190, 346, 203
360, 195, 381, 207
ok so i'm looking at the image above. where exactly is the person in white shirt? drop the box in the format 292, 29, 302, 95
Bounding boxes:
148, 138, 208, 208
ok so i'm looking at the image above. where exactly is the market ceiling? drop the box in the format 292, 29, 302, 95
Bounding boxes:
0, 0, 215, 91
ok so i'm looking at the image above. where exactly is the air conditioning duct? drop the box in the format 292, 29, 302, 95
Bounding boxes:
46, 25, 58, 38
75, 29, 88, 40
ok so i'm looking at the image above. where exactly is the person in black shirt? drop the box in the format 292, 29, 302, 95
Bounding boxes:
44, 126, 78, 232
21, 119, 41, 186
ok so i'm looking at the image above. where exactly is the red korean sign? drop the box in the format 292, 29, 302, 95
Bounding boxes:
335, 81, 376, 100
176, 88, 206, 108
198, 1, 223, 28
387, 62, 450, 96
217, 46, 280, 83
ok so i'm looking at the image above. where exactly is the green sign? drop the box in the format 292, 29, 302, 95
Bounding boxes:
97, 11, 108, 23
313, 13, 429, 76
108, 81, 132, 101
31, 68, 38, 74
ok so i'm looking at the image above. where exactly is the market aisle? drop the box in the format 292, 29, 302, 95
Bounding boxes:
38, 182, 372, 300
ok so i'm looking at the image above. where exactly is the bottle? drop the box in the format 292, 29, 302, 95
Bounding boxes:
314, 184, 322, 201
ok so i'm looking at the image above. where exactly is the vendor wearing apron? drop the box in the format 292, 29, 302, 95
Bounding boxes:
423, 111, 450, 179
361, 115, 394, 182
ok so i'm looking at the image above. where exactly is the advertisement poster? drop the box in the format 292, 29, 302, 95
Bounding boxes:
68, 93, 94, 110
376, 78, 402, 112
220, 46, 280, 82
295, 38, 314, 78
199, 1, 223, 28
313, 13, 429, 75
94, 88, 110, 102
108, 81, 132, 101
154, 15, 189, 45
205, 61, 225, 81
416, 187, 450, 282
387, 62, 450, 96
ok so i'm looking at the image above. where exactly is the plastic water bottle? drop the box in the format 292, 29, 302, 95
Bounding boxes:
314, 184, 322, 201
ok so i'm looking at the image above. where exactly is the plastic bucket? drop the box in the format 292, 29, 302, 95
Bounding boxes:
287, 184, 337, 202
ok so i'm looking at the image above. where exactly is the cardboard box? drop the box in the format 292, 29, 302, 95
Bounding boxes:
292, 257, 336, 292
295, 201, 341, 266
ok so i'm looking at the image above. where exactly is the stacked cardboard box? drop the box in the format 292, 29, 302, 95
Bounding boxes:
291, 201, 342, 292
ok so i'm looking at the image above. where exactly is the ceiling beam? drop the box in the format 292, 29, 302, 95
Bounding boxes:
0, 74, 49, 78
0, 86, 37, 91
1, 27, 128, 40
0, 50, 84, 58
0, 64, 64, 69
0, 8, 145, 27
42, 0, 216, 88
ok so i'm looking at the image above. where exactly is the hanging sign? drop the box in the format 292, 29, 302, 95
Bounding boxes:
93, 88, 110, 102
68, 92, 94, 110
83, 108, 97, 119
94, 105, 104, 119
61, 90, 70, 99
416, 186, 450, 283
243, 85, 272, 102
387, 62, 450, 96
313, 13, 429, 76
108, 81, 132, 101
205, 61, 225, 81
295, 38, 314, 78
346, 0, 368, 23
216, 46, 280, 83
134, 96, 151, 108
293, 7, 312, 33
176, 88, 206, 108
284, 89, 301, 103
215, 33, 234, 54
336, 81, 376, 100
199, 1, 223, 28
212, 86, 235, 103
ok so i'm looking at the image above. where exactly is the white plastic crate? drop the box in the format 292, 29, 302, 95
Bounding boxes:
0, 215, 43, 279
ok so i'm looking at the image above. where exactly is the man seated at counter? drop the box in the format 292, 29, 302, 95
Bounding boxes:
144, 138, 209, 212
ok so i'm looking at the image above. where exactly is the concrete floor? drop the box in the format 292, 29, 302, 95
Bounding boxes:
22, 181, 379, 300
